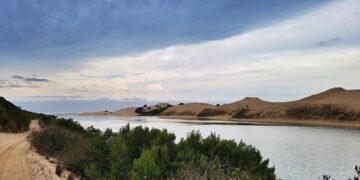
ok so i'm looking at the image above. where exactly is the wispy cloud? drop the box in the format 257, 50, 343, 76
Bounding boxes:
315, 37, 342, 47
12, 75, 50, 83
70, 87, 99, 93
0, 80, 38, 88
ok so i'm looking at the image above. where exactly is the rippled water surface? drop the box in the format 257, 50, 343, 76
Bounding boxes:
60, 115, 360, 180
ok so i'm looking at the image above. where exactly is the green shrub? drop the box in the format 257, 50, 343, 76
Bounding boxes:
0, 97, 40, 132
131, 150, 161, 180
232, 106, 250, 118
38, 116, 84, 132
29, 125, 86, 156
286, 104, 360, 120
31, 117, 276, 179
197, 108, 227, 117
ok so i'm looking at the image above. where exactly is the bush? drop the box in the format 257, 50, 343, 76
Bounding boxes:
232, 106, 250, 118
286, 104, 360, 120
31, 117, 276, 179
197, 108, 227, 117
135, 104, 173, 116
0, 97, 41, 132
29, 125, 86, 156
131, 150, 161, 180
38, 116, 84, 132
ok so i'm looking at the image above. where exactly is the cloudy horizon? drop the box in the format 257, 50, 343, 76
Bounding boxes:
1, 0, 360, 113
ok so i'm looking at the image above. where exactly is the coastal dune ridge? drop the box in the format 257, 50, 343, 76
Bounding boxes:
80, 87, 360, 128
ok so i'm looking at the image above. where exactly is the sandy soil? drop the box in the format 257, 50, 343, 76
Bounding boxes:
0, 120, 76, 180
113, 107, 139, 116
238, 118, 360, 129
161, 103, 215, 116
161, 115, 360, 129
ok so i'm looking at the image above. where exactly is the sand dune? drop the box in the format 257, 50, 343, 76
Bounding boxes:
220, 97, 285, 113
160, 103, 215, 116
298, 87, 360, 110
80, 111, 112, 116
83, 87, 360, 121
112, 107, 138, 116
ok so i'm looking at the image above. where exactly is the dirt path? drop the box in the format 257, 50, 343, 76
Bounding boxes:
0, 120, 72, 180
0, 123, 34, 180
0, 136, 31, 180
0, 120, 71, 180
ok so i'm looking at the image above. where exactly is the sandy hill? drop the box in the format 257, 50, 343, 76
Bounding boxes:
80, 107, 139, 116
299, 87, 346, 103
196, 97, 287, 118
297, 87, 360, 110
113, 107, 138, 116
221, 97, 282, 111
83, 87, 360, 120
218, 87, 360, 113
160, 103, 215, 116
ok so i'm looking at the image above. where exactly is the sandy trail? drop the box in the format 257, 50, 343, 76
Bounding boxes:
0, 121, 35, 180
0, 120, 71, 180
0, 135, 31, 180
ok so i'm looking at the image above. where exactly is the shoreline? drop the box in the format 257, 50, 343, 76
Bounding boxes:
65, 113, 360, 130
159, 115, 360, 129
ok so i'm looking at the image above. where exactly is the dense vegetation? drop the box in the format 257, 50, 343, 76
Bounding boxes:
135, 104, 173, 116
286, 104, 360, 121
0, 97, 40, 132
30, 116, 276, 179
197, 108, 228, 117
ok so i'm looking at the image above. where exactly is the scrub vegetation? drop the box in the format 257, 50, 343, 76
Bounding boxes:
30, 116, 276, 180
0, 97, 41, 132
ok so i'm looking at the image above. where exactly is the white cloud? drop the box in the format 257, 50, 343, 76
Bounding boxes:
3, 0, 360, 101
147, 83, 164, 92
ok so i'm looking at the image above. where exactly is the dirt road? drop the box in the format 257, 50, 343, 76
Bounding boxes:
0, 132, 31, 180
0, 120, 70, 180
0, 120, 38, 180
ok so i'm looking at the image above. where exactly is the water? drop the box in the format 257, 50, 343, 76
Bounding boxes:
60, 115, 360, 180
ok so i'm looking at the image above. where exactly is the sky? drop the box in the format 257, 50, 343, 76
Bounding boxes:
0, 0, 360, 113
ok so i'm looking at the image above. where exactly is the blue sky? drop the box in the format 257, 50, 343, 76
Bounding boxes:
1, 0, 360, 113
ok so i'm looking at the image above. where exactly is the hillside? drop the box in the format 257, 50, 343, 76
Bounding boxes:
87, 87, 360, 121
113, 107, 138, 116
160, 103, 215, 116
298, 87, 360, 110
0, 97, 40, 132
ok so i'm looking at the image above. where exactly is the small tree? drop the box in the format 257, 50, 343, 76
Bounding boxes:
131, 150, 161, 180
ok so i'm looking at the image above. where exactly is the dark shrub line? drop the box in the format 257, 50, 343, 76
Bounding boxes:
286, 104, 360, 121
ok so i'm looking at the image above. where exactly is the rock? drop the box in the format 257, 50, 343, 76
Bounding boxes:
49, 158, 58, 164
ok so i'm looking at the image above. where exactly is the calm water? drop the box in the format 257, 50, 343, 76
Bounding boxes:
60, 115, 360, 180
